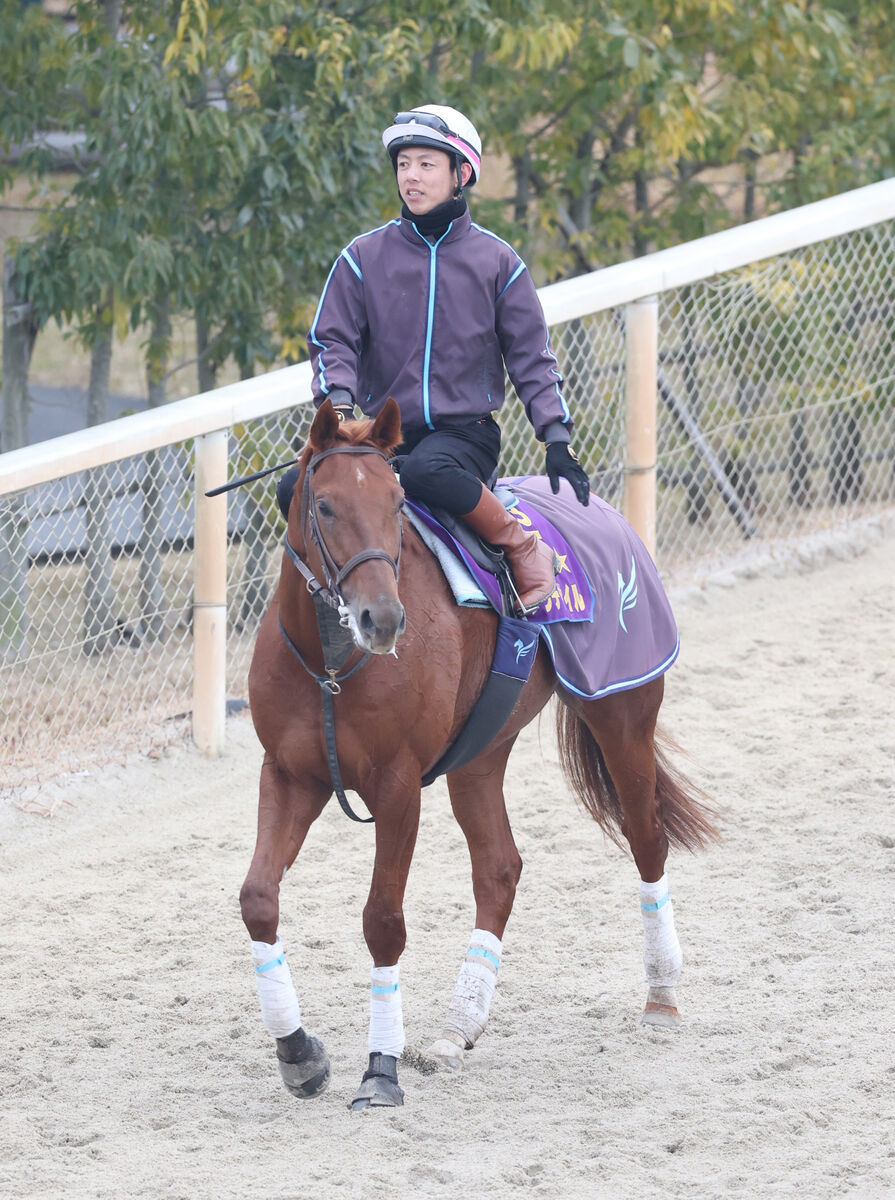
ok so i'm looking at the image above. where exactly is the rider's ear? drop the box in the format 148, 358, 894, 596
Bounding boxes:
369, 397, 402, 452
309, 398, 341, 451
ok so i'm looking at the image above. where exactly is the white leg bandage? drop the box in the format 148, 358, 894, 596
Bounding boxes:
443, 928, 502, 1050
368, 964, 405, 1058
639, 875, 682, 988
251, 938, 302, 1038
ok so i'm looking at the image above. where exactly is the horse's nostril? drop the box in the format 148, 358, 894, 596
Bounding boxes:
356, 598, 405, 649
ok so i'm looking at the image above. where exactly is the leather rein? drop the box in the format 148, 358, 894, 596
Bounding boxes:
279, 443, 404, 824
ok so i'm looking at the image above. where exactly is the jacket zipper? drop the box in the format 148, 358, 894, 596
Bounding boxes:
414, 222, 453, 430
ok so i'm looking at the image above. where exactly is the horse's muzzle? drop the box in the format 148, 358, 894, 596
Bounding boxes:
354, 595, 407, 655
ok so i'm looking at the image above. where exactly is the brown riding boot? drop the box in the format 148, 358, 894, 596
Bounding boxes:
463, 486, 558, 613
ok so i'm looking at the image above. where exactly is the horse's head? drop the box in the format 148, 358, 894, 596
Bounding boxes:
296, 397, 406, 655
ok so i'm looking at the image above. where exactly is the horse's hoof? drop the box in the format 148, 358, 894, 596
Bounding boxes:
641, 987, 682, 1029
276, 1027, 331, 1098
348, 1053, 404, 1111
426, 1037, 466, 1072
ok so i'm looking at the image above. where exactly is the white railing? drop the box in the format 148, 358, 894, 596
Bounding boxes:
3, 178, 895, 790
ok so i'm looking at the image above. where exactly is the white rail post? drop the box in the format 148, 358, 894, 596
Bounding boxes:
193, 430, 229, 756
623, 295, 659, 557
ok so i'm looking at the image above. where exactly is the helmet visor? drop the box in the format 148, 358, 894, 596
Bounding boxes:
393, 110, 453, 136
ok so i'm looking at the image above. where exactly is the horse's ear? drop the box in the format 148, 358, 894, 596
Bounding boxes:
309, 398, 341, 451
368, 397, 402, 452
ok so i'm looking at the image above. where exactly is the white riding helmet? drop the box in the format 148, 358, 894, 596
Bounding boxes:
381, 104, 482, 186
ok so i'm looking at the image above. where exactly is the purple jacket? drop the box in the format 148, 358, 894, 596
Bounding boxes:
307, 209, 571, 440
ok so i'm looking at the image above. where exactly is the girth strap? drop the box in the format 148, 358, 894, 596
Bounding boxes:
421, 614, 540, 787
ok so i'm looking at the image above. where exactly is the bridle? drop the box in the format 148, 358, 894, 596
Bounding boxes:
283, 444, 403, 614
278, 442, 405, 825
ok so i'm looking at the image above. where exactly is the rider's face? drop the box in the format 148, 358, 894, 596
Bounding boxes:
396, 147, 459, 215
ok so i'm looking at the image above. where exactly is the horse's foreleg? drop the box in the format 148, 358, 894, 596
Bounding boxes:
348, 772, 421, 1111
580, 683, 683, 1028
428, 738, 520, 1071
239, 756, 332, 1096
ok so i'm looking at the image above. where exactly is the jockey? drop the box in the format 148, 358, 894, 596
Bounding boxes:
306, 104, 591, 612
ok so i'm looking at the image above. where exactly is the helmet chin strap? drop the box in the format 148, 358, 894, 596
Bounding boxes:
454, 158, 464, 199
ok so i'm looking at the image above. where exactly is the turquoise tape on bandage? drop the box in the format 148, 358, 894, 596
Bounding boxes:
254, 954, 285, 973
468, 946, 500, 969
641, 893, 670, 912
371, 982, 399, 995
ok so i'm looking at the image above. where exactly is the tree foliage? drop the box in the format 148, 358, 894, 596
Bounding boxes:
449, 0, 895, 274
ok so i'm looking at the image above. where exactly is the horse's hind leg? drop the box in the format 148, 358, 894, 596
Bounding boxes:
570, 679, 685, 1028
427, 737, 521, 1071
239, 757, 332, 1096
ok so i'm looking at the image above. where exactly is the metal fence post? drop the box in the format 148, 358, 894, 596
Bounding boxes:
623, 295, 659, 556
193, 430, 229, 756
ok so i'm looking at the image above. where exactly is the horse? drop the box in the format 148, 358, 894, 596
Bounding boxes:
239, 396, 717, 1111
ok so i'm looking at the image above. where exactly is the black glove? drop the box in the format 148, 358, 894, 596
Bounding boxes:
327, 388, 354, 421
546, 442, 590, 506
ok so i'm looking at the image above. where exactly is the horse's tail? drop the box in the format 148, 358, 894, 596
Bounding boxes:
555, 707, 719, 852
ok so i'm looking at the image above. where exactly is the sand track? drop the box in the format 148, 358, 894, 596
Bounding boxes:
2, 520, 893, 1199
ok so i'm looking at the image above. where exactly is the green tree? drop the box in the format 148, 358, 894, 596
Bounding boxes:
4, 1, 423, 643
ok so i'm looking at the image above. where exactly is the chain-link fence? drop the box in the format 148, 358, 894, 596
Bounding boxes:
654, 223, 895, 567
2, 204, 894, 798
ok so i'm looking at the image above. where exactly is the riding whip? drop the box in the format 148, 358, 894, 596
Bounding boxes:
204, 458, 297, 497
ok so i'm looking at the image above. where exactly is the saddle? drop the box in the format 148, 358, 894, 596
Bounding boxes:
421, 487, 521, 618
389, 460, 508, 575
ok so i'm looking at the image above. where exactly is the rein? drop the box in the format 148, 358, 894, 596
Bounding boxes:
280, 442, 404, 824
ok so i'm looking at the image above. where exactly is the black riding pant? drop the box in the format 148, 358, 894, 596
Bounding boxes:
397, 415, 501, 515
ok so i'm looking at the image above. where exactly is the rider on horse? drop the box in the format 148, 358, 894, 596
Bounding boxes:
305, 104, 592, 612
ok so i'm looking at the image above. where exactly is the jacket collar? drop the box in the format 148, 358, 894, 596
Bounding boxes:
397, 206, 471, 247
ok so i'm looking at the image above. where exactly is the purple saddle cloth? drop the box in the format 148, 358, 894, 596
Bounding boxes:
411, 475, 680, 701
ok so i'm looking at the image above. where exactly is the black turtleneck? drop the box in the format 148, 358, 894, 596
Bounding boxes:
401, 195, 467, 241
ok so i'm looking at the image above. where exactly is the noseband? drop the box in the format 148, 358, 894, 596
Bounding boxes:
284, 444, 403, 612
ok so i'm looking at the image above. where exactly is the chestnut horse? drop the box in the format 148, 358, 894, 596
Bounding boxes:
240, 397, 716, 1111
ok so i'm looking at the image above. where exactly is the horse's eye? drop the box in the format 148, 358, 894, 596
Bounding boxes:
316, 499, 334, 519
